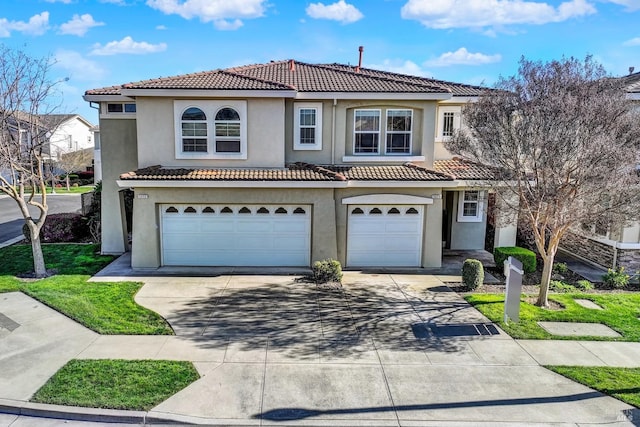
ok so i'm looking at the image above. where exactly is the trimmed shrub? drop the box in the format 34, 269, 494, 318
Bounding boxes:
602, 266, 629, 289
552, 262, 569, 275
312, 259, 343, 284
575, 280, 594, 291
493, 246, 537, 274
462, 259, 484, 290
549, 280, 576, 293
23, 213, 90, 243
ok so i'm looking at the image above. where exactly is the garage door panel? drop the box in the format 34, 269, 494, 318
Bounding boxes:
161, 205, 310, 267
347, 205, 423, 267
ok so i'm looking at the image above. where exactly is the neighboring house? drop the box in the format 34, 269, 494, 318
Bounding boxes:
84, 60, 517, 269
559, 69, 640, 272
41, 114, 95, 163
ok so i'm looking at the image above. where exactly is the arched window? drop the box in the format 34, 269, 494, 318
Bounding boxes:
215, 108, 241, 153
181, 107, 207, 152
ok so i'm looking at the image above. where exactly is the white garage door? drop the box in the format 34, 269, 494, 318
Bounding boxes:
161, 204, 311, 267
347, 205, 423, 267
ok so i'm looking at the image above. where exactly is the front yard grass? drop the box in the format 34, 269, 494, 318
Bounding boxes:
466, 293, 640, 341
0, 243, 173, 335
31, 359, 200, 410
547, 366, 640, 408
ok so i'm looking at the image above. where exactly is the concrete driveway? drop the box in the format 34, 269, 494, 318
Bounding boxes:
118, 272, 636, 426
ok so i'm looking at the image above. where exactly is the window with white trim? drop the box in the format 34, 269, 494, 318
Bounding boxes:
181, 107, 208, 153
386, 109, 412, 154
457, 190, 484, 222
294, 102, 322, 150
106, 103, 136, 114
174, 100, 247, 159
437, 106, 461, 140
354, 109, 381, 154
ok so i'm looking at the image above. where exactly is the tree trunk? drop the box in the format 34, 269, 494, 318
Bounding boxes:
66, 175, 70, 192
537, 254, 555, 307
28, 224, 47, 277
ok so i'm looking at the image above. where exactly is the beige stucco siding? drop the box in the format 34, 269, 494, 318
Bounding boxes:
449, 190, 488, 250
100, 119, 138, 254
335, 187, 443, 268
130, 187, 337, 268
135, 97, 286, 168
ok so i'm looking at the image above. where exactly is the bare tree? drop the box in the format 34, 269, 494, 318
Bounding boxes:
0, 45, 64, 277
55, 148, 93, 191
446, 56, 640, 307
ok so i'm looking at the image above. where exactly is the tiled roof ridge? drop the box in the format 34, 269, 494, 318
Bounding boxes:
291, 162, 347, 181
219, 69, 296, 90
225, 60, 289, 73
321, 63, 487, 93
120, 70, 223, 89
403, 162, 455, 180
309, 62, 452, 93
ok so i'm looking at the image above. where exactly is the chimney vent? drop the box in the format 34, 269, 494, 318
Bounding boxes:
289, 59, 295, 72
356, 46, 364, 72
630, 66, 635, 75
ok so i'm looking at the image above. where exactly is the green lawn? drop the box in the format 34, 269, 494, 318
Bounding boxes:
547, 366, 640, 408
0, 243, 173, 335
32, 359, 200, 410
466, 293, 640, 341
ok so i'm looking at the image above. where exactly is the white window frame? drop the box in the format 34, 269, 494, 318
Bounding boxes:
457, 190, 484, 222
353, 109, 381, 155
437, 106, 461, 141
294, 102, 323, 150
180, 106, 209, 154
385, 109, 412, 155
174, 100, 247, 160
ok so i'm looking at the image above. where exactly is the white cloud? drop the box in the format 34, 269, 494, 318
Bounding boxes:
605, 0, 640, 10
54, 49, 107, 80
0, 12, 50, 37
623, 37, 640, 46
100, 0, 127, 4
146, 0, 266, 29
45, 0, 72, 3
59, 14, 104, 36
90, 36, 167, 55
401, 0, 595, 29
214, 19, 243, 30
424, 47, 502, 66
156, 24, 167, 30
368, 59, 431, 77
306, 0, 363, 24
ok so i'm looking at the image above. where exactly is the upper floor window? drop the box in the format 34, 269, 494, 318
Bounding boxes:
181, 107, 208, 153
174, 100, 247, 160
437, 106, 461, 140
457, 190, 484, 222
294, 102, 323, 150
354, 109, 381, 154
215, 108, 241, 153
106, 103, 136, 113
386, 109, 412, 154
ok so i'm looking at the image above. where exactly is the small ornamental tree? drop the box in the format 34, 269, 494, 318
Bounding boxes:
0, 45, 64, 277
446, 56, 640, 307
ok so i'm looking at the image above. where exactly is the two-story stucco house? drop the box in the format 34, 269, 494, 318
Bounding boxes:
83, 60, 517, 270
559, 70, 640, 272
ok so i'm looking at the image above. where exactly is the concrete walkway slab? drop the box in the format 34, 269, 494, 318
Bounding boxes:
578, 341, 640, 367
517, 340, 607, 365
538, 321, 622, 338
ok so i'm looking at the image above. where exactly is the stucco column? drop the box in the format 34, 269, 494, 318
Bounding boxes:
493, 190, 518, 249
423, 194, 443, 267
101, 182, 126, 254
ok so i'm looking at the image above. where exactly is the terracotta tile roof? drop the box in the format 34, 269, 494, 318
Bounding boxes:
433, 157, 499, 180
86, 60, 488, 96
119, 162, 463, 182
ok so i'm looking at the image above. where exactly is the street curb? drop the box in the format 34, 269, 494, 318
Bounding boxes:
0, 236, 24, 249
0, 399, 182, 425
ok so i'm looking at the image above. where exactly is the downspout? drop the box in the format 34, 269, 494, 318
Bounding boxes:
331, 98, 337, 165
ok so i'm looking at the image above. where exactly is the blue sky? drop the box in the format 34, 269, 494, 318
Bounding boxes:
2, 0, 639, 124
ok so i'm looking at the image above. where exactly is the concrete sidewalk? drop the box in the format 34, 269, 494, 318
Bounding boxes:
1, 273, 639, 426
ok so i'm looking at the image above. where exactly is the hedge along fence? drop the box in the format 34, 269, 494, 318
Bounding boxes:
23, 213, 90, 243
493, 246, 537, 273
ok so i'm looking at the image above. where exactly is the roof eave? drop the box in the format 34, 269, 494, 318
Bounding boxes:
83, 94, 135, 102
295, 92, 452, 101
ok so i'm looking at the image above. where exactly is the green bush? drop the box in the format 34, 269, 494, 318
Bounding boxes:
549, 280, 576, 293
575, 279, 594, 291
493, 246, 537, 273
602, 266, 629, 289
553, 262, 569, 275
462, 259, 484, 290
312, 259, 343, 284
23, 213, 90, 243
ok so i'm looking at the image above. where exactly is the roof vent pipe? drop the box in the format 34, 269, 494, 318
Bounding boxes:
289, 59, 295, 72
630, 66, 635, 75
356, 46, 363, 72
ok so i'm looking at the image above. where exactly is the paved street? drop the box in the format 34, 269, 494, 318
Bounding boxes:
0, 194, 82, 245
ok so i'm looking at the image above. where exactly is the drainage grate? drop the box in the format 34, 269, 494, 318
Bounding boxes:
416, 323, 499, 338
